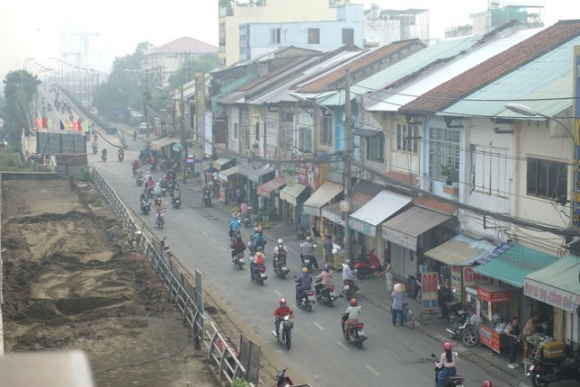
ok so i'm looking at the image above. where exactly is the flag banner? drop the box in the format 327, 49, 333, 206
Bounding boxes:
60, 119, 65, 130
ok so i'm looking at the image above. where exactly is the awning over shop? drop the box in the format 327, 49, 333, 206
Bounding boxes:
150, 136, 178, 150
257, 176, 286, 198
348, 190, 411, 237
382, 206, 451, 251
218, 165, 241, 182
212, 157, 233, 171
237, 163, 255, 178
248, 164, 275, 183
424, 234, 497, 266
280, 183, 308, 206
473, 244, 558, 288
524, 254, 580, 312
321, 199, 365, 226
303, 181, 343, 217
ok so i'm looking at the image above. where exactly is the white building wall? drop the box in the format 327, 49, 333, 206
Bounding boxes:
364, 19, 402, 46
227, 106, 240, 153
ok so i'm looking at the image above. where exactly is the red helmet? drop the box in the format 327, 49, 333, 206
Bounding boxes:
279, 298, 286, 307
482, 382, 492, 387
350, 298, 358, 306
443, 342, 452, 351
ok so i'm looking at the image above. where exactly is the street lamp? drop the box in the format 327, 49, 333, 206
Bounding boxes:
504, 103, 573, 139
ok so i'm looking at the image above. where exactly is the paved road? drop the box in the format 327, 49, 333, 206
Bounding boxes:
88, 135, 501, 387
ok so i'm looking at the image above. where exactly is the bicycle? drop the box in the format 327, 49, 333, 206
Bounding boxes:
403, 303, 415, 329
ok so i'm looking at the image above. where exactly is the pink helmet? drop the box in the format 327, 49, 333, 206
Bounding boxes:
443, 342, 452, 351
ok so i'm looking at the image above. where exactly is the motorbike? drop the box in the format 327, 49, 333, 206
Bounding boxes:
315, 278, 337, 307
273, 252, 290, 279
92, 144, 98, 154
156, 212, 165, 229
446, 308, 479, 347
140, 197, 151, 215
233, 252, 245, 270
118, 149, 124, 162
101, 152, 107, 162
527, 342, 580, 387
341, 313, 367, 349
248, 240, 267, 256
407, 274, 422, 303
273, 315, 294, 350
203, 189, 212, 207
353, 249, 384, 279
172, 196, 181, 209
251, 262, 267, 285
431, 354, 464, 387
241, 211, 252, 228
275, 366, 293, 387
340, 279, 359, 301
296, 288, 315, 312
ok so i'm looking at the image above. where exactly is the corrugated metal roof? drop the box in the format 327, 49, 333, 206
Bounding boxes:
369, 28, 538, 112
525, 254, 580, 306
303, 181, 343, 217
350, 190, 412, 228
381, 206, 451, 238
441, 35, 580, 118
317, 34, 483, 106
472, 244, 558, 288
425, 234, 497, 266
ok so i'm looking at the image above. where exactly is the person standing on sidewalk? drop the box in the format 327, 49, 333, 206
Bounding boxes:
507, 316, 521, 369
323, 234, 333, 264
376, 258, 393, 299
391, 283, 405, 326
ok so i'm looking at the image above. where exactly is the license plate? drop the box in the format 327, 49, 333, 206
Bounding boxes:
304, 259, 310, 264
260, 273, 267, 278
308, 296, 315, 301
358, 330, 365, 336
282, 266, 287, 271
239, 258, 244, 263
329, 292, 335, 297
344, 285, 350, 290
529, 365, 535, 371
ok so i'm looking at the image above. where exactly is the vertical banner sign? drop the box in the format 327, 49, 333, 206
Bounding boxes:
421, 272, 438, 313
572, 46, 580, 227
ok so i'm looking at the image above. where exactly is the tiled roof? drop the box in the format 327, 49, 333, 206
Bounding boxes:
238, 56, 311, 92
385, 170, 417, 186
413, 195, 457, 215
147, 37, 217, 54
299, 39, 422, 93
401, 20, 580, 114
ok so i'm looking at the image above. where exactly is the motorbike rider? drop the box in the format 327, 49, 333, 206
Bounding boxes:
272, 239, 288, 264
171, 186, 181, 204
340, 260, 356, 297
101, 147, 108, 159
229, 213, 241, 238
343, 298, 361, 338
482, 382, 492, 387
295, 267, 313, 303
118, 147, 124, 159
273, 299, 294, 337
132, 160, 140, 176
230, 233, 246, 261
92, 140, 98, 153
250, 246, 265, 280
250, 226, 265, 253
315, 264, 333, 297
300, 236, 320, 270
155, 198, 164, 222
146, 176, 155, 194
435, 342, 458, 387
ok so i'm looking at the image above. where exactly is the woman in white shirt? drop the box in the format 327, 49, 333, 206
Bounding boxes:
435, 342, 458, 387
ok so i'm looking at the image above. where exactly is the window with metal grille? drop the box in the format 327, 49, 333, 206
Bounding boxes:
470, 144, 509, 197
298, 127, 312, 153
367, 134, 384, 161
270, 28, 281, 44
319, 115, 333, 146
428, 128, 460, 181
282, 113, 293, 149
396, 123, 419, 153
342, 28, 354, 45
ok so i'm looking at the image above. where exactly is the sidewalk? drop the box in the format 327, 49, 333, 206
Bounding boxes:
207, 194, 531, 387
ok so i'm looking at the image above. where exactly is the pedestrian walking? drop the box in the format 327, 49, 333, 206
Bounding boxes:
391, 283, 405, 326
376, 258, 393, 298
507, 316, 521, 369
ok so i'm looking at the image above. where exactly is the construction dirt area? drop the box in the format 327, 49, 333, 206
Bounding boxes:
1, 179, 217, 387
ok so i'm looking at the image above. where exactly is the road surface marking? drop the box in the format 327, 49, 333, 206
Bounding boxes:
221, 246, 227, 251
274, 290, 282, 297
202, 231, 208, 236
366, 365, 380, 376
312, 322, 324, 330
194, 224, 200, 228
211, 238, 216, 243
336, 341, 349, 351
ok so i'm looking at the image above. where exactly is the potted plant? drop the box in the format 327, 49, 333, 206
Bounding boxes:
440, 164, 457, 186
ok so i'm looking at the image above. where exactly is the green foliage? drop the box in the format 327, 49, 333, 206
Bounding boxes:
0, 146, 30, 172
2, 70, 40, 140
78, 166, 92, 182
166, 53, 219, 90
231, 378, 251, 387
440, 164, 458, 183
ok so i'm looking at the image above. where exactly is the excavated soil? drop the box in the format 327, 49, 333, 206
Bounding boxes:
1, 179, 215, 387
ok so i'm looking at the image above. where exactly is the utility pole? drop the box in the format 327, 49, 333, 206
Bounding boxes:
144, 70, 150, 139
180, 60, 188, 183
343, 68, 353, 262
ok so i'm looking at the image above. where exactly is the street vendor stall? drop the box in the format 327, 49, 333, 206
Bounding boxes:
477, 284, 511, 353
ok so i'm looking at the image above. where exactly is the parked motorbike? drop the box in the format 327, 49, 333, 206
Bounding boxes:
315, 278, 337, 307
273, 252, 290, 279
172, 197, 181, 209
431, 354, 465, 387
341, 313, 367, 349
340, 279, 359, 301
275, 366, 293, 387
527, 342, 580, 387
446, 308, 479, 347
140, 197, 151, 215
233, 252, 245, 270
92, 144, 98, 154
273, 315, 294, 350
156, 212, 165, 229
353, 249, 383, 279
296, 288, 315, 312
203, 189, 212, 207
407, 274, 422, 303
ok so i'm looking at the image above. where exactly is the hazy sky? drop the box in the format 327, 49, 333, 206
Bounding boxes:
0, 0, 579, 91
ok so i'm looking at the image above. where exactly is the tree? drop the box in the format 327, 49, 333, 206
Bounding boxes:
1, 70, 40, 142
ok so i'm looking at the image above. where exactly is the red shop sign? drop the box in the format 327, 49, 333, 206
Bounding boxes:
477, 286, 510, 303
478, 323, 501, 353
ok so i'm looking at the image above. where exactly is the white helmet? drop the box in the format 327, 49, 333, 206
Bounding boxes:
278, 239, 283, 245
306, 236, 312, 242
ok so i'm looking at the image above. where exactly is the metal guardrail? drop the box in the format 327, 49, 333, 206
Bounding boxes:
91, 169, 248, 385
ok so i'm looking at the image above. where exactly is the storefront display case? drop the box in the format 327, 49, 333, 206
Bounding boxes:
477, 284, 510, 353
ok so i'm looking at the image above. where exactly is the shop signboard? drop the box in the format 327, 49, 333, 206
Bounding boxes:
421, 272, 438, 313
524, 277, 580, 313
477, 286, 510, 303
382, 227, 417, 251
450, 266, 462, 296
478, 323, 501, 353
463, 267, 491, 288
296, 155, 327, 191
348, 217, 375, 237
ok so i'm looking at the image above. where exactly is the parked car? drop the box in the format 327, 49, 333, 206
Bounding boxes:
139, 122, 148, 133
